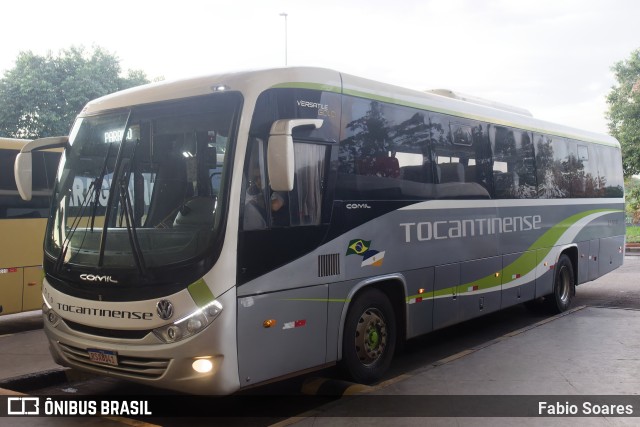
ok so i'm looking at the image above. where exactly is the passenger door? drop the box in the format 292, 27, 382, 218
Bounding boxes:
237, 138, 332, 386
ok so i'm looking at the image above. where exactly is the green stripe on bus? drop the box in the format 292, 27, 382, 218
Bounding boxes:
188, 279, 215, 308
501, 250, 537, 285
407, 208, 622, 301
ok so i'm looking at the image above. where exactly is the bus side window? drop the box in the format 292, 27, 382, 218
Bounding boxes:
429, 113, 492, 187
490, 126, 536, 199
535, 134, 571, 199
286, 143, 327, 226
243, 139, 328, 229
266, 142, 327, 227
0, 148, 57, 219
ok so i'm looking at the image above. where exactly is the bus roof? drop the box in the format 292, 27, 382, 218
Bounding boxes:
80, 67, 619, 148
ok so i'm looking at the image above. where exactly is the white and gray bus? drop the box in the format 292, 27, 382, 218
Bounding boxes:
14, 67, 625, 394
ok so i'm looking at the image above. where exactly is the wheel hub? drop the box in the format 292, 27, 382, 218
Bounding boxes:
355, 308, 387, 366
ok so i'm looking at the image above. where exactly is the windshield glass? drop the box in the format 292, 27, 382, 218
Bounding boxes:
45, 93, 240, 273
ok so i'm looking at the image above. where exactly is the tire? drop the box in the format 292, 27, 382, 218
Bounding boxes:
340, 288, 397, 384
544, 254, 575, 314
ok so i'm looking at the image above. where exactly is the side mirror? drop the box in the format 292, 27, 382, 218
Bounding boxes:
14, 136, 68, 201
267, 119, 323, 191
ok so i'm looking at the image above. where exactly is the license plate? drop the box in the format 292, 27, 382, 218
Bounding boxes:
87, 348, 118, 366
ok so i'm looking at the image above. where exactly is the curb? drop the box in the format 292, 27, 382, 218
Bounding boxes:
626, 246, 640, 256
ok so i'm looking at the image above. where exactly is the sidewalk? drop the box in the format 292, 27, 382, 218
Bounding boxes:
284, 306, 640, 426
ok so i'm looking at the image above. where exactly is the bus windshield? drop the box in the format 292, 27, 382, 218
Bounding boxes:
45, 93, 241, 276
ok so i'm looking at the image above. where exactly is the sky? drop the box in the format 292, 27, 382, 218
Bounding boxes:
2, 0, 639, 135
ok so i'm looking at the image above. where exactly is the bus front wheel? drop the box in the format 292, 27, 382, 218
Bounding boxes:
340, 288, 396, 384
544, 254, 575, 314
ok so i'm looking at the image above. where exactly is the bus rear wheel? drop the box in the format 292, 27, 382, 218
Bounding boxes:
544, 254, 575, 314
341, 288, 396, 384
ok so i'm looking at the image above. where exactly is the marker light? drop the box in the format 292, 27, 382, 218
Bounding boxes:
192, 358, 213, 374
211, 84, 230, 92
42, 300, 59, 325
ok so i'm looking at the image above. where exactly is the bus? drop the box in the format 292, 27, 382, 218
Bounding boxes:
0, 138, 60, 316
14, 68, 625, 394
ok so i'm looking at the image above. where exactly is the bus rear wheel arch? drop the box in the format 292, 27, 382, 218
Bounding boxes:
340, 288, 397, 384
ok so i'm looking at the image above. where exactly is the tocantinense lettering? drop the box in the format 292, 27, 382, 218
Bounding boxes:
400, 215, 542, 243
57, 303, 153, 320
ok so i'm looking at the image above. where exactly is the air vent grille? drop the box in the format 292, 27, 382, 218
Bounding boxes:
318, 254, 340, 277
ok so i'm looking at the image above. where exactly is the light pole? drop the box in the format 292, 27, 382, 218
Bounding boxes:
279, 12, 288, 66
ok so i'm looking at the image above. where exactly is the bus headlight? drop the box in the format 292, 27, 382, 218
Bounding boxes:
153, 300, 223, 343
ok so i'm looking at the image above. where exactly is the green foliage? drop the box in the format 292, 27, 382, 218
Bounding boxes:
607, 48, 640, 177
626, 178, 640, 224
0, 46, 149, 138
627, 226, 640, 243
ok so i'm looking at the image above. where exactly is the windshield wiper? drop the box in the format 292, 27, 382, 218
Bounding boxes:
118, 156, 147, 277
96, 115, 149, 279
90, 143, 113, 231
118, 139, 147, 276
54, 178, 98, 272
97, 111, 132, 267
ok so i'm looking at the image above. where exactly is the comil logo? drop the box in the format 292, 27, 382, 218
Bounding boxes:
79, 274, 118, 284
346, 203, 372, 210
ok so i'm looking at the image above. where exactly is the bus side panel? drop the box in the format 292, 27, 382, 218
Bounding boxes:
433, 263, 459, 331
0, 268, 22, 315
599, 235, 624, 277
0, 219, 47, 268
404, 267, 434, 339
577, 241, 590, 285
535, 247, 556, 298
327, 280, 354, 363
458, 256, 501, 321
22, 266, 43, 311
237, 284, 328, 387
502, 251, 536, 308
589, 239, 600, 281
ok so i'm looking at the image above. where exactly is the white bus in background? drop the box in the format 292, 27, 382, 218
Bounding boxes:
14, 68, 624, 394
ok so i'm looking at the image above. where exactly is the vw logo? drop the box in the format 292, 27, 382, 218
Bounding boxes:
156, 300, 174, 320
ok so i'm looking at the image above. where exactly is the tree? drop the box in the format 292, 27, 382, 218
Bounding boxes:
625, 178, 640, 225
0, 46, 149, 138
607, 48, 640, 177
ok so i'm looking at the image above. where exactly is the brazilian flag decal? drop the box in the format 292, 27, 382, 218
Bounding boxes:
346, 239, 371, 256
